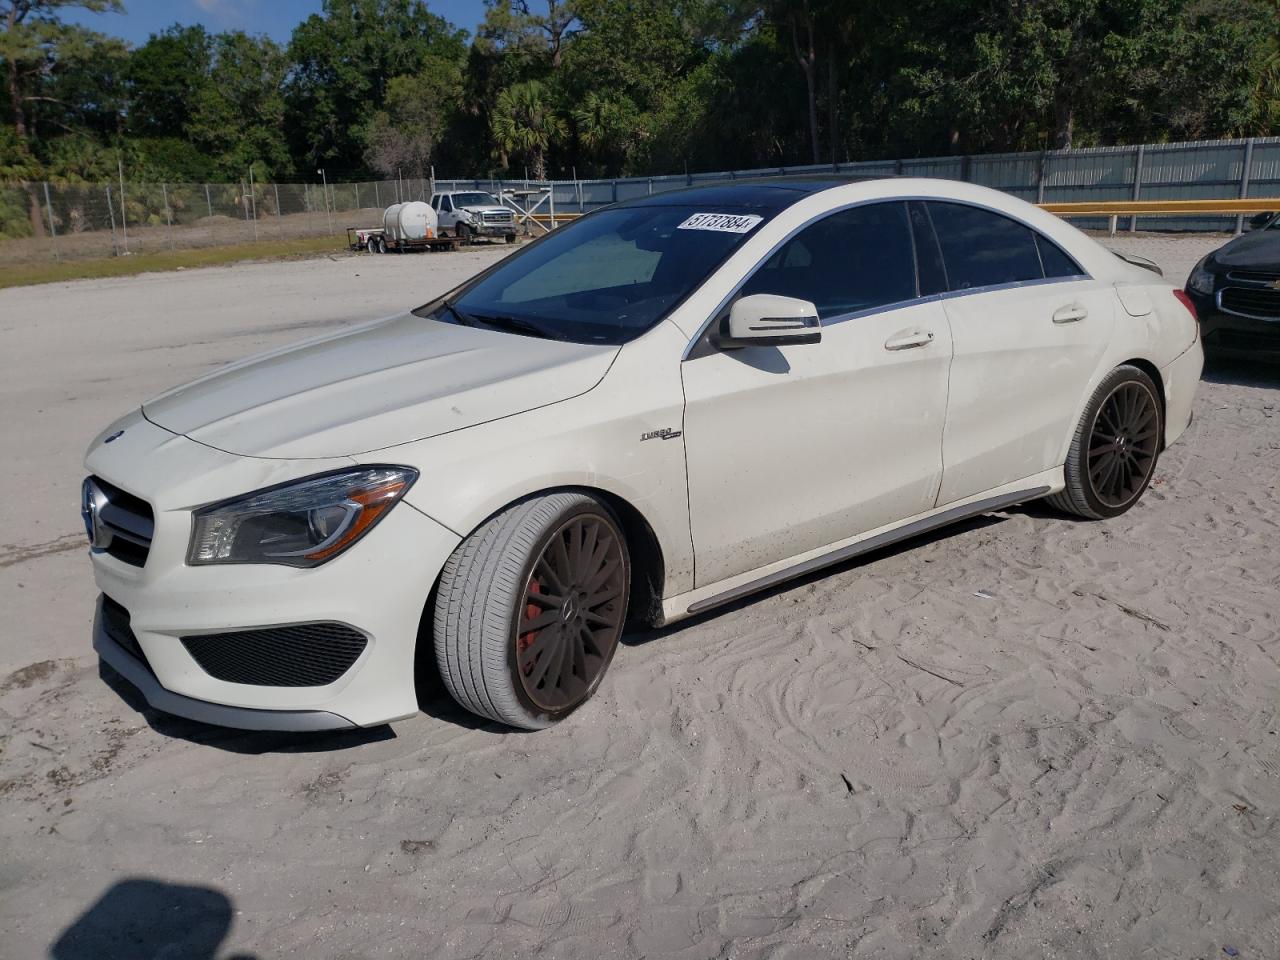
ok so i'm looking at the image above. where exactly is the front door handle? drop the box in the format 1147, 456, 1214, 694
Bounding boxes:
1053, 304, 1089, 324
884, 329, 935, 351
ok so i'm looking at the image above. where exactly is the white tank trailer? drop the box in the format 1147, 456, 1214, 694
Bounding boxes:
381, 201, 437, 242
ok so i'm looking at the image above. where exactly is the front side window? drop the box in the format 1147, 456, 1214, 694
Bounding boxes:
926, 201, 1043, 290
428, 205, 769, 344
441, 196, 453, 212
740, 202, 917, 318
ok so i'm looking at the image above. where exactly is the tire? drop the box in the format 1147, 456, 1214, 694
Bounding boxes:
505, 233, 517, 244
433, 493, 630, 729
1047, 364, 1163, 520
456, 223, 472, 246
376, 236, 387, 254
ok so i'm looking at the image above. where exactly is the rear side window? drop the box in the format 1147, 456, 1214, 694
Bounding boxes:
741, 202, 917, 318
926, 201, 1044, 290
1036, 234, 1083, 278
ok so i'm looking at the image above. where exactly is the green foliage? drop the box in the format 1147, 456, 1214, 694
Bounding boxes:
124, 25, 212, 137
491, 79, 566, 179
187, 32, 292, 179
0, 0, 1277, 194
284, 0, 467, 176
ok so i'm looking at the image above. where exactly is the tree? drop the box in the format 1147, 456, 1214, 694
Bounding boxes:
363, 59, 462, 179
187, 31, 291, 179
2, 0, 121, 139
491, 79, 565, 178
285, 0, 467, 177
772, 0, 820, 163
1, 0, 122, 235
478, 0, 579, 69
124, 24, 212, 137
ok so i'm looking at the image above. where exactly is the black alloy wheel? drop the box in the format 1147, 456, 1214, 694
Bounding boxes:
1047, 364, 1164, 520
514, 514, 627, 713
1087, 379, 1161, 509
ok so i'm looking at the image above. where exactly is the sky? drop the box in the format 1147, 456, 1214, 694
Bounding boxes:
64, 0, 489, 46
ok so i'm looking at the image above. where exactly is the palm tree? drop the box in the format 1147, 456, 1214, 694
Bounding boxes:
491, 80, 566, 181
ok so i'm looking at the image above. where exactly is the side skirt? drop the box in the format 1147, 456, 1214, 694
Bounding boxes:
680, 485, 1051, 618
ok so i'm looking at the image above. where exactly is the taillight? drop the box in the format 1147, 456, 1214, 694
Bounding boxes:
1172, 289, 1198, 322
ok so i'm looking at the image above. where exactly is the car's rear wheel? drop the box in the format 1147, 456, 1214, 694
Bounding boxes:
433, 493, 630, 729
1048, 364, 1163, 519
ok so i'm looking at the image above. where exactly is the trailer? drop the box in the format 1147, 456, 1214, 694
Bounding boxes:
346, 226, 465, 253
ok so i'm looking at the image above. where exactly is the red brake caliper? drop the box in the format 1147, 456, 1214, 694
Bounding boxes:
518, 579, 541, 674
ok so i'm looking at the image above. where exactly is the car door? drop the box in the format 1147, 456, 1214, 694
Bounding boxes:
681, 201, 954, 587
925, 201, 1116, 506
438, 195, 455, 230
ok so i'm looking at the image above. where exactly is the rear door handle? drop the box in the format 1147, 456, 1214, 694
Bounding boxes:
884, 329, 935, 351
1053, 304, 1088, 324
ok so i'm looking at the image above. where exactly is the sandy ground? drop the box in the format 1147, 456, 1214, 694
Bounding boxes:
2, 235, 1279, 959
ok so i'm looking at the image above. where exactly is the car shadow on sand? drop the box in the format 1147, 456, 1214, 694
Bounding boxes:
1201, 354, 1280, 389
51, 877, 257, 960
98, 662, 397, 754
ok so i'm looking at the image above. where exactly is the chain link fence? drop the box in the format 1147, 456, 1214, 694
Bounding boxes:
0, 176, 435, 266
5, 136, 1280, 266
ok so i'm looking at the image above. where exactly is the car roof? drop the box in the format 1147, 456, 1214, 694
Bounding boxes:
615, 176, 892, 212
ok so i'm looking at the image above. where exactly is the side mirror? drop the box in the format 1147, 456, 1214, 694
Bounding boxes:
1247, 212, 1275, 231
713, 293, 821, 349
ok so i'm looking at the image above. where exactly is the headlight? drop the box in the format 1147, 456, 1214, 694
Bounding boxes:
188, 466, 417, 567
1187, 257, 1215, 295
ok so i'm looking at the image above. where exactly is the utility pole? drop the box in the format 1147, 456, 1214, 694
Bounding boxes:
117, 152, 129, 254
249, 166, 259, 242
317, 168, 333, 235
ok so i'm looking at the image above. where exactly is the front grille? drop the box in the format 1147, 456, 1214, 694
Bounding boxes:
88, 476, 154, 567
1226, 269, 1280, 284
1220, 286, 1280, 320
101, 595, 154, 674
180, 623, 368, 687
482, 211, 513, 224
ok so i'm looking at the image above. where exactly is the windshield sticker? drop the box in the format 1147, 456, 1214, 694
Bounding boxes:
677, 212, 763, 234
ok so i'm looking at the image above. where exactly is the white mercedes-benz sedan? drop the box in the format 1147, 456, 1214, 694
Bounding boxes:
83, 177, 1203, 731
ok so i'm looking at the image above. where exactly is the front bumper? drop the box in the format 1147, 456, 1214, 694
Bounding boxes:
85, 417, 462, 731
468, 221, 516, 237
95, 599, 355, 731
1191, 288, 1280, 357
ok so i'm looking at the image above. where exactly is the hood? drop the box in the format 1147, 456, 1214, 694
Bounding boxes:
143, 314, 617, 459
1211, 229, 1280, 269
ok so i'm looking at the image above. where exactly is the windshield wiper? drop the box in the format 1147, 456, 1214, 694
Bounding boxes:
469, 313, 563, 340
440, 298, 476, 327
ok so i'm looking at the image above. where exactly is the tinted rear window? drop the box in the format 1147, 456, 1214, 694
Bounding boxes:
927, 201, 1044, 290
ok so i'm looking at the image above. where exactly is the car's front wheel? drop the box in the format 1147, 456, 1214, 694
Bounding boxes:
1048, 364, 1163, 520
433, 493, 630, 729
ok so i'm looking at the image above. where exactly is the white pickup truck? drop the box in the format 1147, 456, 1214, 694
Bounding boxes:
430, 191, 519, 244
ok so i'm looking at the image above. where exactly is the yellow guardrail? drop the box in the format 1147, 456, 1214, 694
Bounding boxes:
1039, 198, 1278, 216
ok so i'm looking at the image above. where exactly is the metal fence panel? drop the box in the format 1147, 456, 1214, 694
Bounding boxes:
6, 135, 1280, 266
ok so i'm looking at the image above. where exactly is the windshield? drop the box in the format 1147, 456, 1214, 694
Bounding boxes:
425, 205, 768, 345
452, 193, 500, 207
